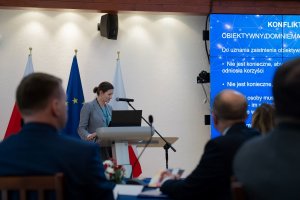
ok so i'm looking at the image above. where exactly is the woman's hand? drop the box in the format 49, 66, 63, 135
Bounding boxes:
157, 170, 180, 187
87, 132, 97, 141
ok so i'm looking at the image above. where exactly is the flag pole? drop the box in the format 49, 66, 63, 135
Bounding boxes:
29, 47, 32, 56
75, 49, 78, 56
117, 51, 120, 60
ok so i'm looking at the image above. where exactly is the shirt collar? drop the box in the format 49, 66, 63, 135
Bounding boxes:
222, 126, 231, 135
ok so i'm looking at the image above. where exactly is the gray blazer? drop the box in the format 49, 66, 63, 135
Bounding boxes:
78, 99, 112, 159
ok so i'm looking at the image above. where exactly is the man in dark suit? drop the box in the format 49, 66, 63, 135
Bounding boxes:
159, 89, 259, 200
234, 58, 300, 200
0, 73, 115, 200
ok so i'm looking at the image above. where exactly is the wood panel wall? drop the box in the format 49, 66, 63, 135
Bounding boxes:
1, 0, 300, 15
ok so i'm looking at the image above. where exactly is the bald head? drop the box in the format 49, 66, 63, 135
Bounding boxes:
213, 90, 248, 121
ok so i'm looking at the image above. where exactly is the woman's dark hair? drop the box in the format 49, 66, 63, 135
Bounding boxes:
93, 81, 114, 95
252, 103, 275, 134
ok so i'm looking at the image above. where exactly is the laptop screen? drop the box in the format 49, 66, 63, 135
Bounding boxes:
109, 110, 142, 127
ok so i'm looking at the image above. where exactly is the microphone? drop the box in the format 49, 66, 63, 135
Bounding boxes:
116, 97, 134, 102
149, 115, 153, 124
149, 115, 154, 136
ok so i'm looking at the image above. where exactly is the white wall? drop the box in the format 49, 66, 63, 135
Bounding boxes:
0, 9, 211, 178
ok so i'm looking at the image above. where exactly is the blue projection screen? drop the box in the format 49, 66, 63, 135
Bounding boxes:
210, 14, 300, 138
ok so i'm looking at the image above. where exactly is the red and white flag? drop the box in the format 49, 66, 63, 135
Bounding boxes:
4, 53, 34, 139
110, 56, 142, 178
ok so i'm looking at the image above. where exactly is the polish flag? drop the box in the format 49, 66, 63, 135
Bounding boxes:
109, 54, 142, 178
4, 53, 34, 139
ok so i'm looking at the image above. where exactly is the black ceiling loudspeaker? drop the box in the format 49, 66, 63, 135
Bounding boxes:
97, 13, 118, 40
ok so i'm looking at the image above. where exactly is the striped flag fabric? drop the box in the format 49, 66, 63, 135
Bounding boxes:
4, 53, 34, 139
110, 56, 142, 178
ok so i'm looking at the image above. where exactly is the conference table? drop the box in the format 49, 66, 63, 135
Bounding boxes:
116, 186, 173, 200
115, 178, 173, 200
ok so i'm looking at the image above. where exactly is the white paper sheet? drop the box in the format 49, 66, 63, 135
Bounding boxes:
113, 184, 144, 199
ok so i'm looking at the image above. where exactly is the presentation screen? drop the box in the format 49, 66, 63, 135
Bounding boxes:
210, 14, 300, 138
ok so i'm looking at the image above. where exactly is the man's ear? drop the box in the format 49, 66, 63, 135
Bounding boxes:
243, 114, 248, 121
212, 113, 218, 126
51, 98, 60, 117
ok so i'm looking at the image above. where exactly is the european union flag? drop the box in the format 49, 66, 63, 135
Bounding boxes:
63, 55, 84, 139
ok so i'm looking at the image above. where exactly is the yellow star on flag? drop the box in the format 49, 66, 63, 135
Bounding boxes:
72, 98, 78, 104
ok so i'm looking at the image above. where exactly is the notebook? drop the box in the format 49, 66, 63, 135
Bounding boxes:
109, 110, 142, 127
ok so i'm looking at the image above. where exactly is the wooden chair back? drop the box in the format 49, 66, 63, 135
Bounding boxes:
231, 177, 247, 200
0, 173, 64, 200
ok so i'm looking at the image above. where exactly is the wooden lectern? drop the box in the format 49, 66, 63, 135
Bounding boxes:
96, 126, 178, 177
96, 126, 153, 177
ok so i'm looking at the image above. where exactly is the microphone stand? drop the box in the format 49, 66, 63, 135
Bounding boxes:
127, 102, 176, 169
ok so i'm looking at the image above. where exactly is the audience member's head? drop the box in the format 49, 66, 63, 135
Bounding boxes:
212, 89, 248, 134
252, 103, 275, 134
273, 58, 300, 121
16, 72, 67, 129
